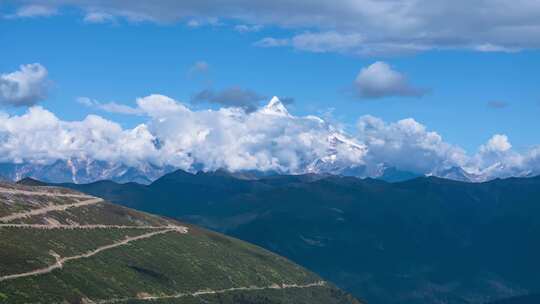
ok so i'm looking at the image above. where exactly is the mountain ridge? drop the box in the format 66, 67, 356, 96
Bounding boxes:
52, 170, 540, 304
1, 156, 535, 185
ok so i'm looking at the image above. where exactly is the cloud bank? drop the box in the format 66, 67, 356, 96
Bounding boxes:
0, 94, 538, 180
6, 1, 540, 55
0, 95, 366, 174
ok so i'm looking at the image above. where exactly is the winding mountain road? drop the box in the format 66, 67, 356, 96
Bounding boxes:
0, 223, 188, 231
0, 186, 189, 282
95, 281, 328, 303
0, 228, 186, 282
0, 187, 93, 198
0, 197, 103, 223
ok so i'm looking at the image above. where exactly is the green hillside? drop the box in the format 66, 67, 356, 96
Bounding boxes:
0, 182, 361, 304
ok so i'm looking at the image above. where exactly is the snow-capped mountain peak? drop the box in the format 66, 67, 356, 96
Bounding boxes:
259, 96, 290, 117
429, 166, 480, 182
306, 132, 367, 175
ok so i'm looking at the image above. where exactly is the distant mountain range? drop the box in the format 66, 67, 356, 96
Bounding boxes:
52, 170, 540, 304
0, 159, 176, 185
2, 157, 531, 185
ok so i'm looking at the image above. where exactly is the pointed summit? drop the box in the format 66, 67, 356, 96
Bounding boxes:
259, 96, 290, 117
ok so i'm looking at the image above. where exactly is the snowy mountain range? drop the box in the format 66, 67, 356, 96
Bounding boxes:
0, 156, 531, 185
0, 159, 175, 185
0, 97, 537, 184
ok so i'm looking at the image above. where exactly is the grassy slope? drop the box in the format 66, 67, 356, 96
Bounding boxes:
0, 183, 360, 304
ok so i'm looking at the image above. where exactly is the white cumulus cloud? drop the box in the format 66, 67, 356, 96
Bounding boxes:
481, 134, 513, 153
0, 106, 158, 166
356, 115, 468, 174
355, 62, 427, 99
0, 96, 367, 174
0, 64, 49, 107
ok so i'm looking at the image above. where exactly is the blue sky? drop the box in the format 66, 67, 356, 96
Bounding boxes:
2, 6, 539, 153
0, 1, 539, 180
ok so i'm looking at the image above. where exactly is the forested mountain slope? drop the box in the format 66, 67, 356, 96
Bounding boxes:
52, 172, 540, 304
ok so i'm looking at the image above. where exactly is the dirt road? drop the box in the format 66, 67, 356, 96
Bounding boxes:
96, 281, 327, 303
0, 228, 183, 282
0, 197, 103, 223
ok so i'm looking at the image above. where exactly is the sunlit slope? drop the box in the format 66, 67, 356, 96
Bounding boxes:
0, 182, 360, 304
